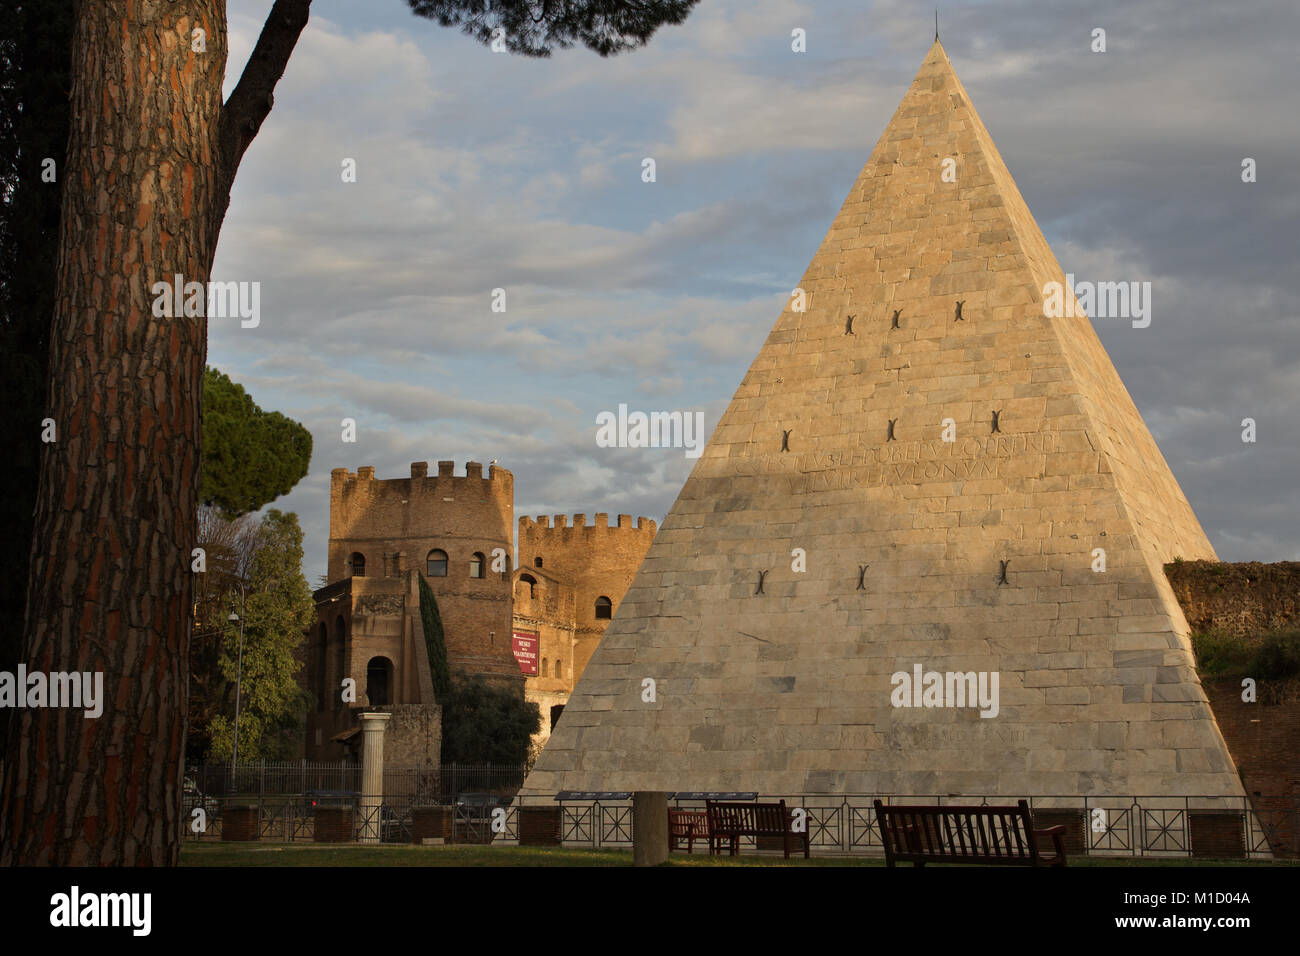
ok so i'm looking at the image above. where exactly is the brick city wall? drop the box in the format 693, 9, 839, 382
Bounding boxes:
1165, 560, 1300, 638
1167, 561, 1300, 855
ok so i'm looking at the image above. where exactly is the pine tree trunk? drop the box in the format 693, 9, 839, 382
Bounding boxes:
0, 1, 227, 866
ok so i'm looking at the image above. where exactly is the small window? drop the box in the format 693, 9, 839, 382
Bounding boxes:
541, 657, 548, 678
554, 660, 563, 679
349, 552, 366, 577
595, 596, 612, 619
470, 552, 485, 579
534, 557, 543, 568
426, 549, 448, 577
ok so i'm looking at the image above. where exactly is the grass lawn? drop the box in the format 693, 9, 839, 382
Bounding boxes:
181, 842, 1296, 867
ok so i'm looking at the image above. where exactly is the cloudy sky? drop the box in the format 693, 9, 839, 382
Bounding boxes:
210, 0, 1300, 581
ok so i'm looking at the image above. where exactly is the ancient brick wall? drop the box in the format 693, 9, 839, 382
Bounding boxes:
1167, 561, 1300, 853
305, 579, 355, 760
1166, 560, 1300, 638
380, 704, 442, 771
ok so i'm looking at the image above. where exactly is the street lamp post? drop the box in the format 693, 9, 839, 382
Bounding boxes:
228, 583, 246, 791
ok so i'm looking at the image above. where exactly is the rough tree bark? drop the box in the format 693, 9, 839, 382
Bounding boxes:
0, 0, 311, 866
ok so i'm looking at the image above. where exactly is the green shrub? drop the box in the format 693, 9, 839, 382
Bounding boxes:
439, 672, 540, 765
1191, 629, 1252, 677
1191, 627, 1300, 681
1250, 629, 1300, 681
417, 572, 452, 701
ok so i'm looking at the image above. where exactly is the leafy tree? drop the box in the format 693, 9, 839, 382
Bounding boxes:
201, 367, 312, 517
2, 0, 698, 867
200, 510, 314, 763
417, 572, 453, 701
440, 672, 541, 765
407, 0, 697, 56
189, 507, 259, 759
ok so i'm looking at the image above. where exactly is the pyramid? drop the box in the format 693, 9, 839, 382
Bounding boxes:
523, 41, 1244, 799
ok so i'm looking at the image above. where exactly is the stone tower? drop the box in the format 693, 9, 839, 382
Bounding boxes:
522, 41, 1245, 800
518, 513, 658, 677
328, 461, 521, 689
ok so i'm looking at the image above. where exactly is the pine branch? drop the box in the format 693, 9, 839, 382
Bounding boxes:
210, 0, 313, 246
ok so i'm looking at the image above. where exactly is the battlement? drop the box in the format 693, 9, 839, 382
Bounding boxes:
520, 513, 657, 536
331, 460, 513, 496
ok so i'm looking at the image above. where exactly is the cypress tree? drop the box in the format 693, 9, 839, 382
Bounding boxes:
417, 572, 452, 701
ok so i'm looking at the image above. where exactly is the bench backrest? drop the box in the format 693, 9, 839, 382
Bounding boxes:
873, 800, 1041, 862
668, 809, 707, 836
706, 801, 789, 835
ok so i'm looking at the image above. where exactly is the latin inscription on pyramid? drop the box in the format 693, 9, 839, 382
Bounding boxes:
523, 41, 1243, 799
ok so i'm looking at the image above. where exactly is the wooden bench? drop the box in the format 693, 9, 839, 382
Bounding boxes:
667, 809, 709, 854
873, 800, 1066, 867
705, 800, 810, 859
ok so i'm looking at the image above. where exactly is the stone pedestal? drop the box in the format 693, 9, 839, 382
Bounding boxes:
314, 807, 354, 842
411, 806, 452, 844
359, 712, 390, 843
633, 792, 669, 866
519, 806, 562, 846
221, 805, 259, 842
1190, 810, 1245, 859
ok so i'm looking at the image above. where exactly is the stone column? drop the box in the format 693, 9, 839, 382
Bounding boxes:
359, 712, 391, 843
633, 792, 670, 866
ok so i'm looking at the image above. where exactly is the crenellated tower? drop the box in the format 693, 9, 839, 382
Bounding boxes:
517, 513, 657, 677
328, 461, 520, 688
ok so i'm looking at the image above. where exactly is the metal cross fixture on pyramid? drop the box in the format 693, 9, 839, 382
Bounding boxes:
522, 41, 1243, 802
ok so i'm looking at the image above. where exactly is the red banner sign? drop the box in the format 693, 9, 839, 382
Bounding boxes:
512, 630, 539, 676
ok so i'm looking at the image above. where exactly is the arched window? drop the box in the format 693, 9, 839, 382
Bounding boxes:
519, 574, 536, 600
534, 557, 543, 568
541, 657, 548, 678
595, 596, 613, 619
469, 552, 485, 579
426, 549, 448, 577
349, 552, 366, 577
554, 659, 563, 679
366, 656, 393, 707
316, 623, 328, 712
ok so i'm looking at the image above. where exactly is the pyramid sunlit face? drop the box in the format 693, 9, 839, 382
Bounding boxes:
523, 41, 1242, 803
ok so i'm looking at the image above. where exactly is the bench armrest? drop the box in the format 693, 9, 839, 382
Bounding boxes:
1034, 826, 1068, 865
